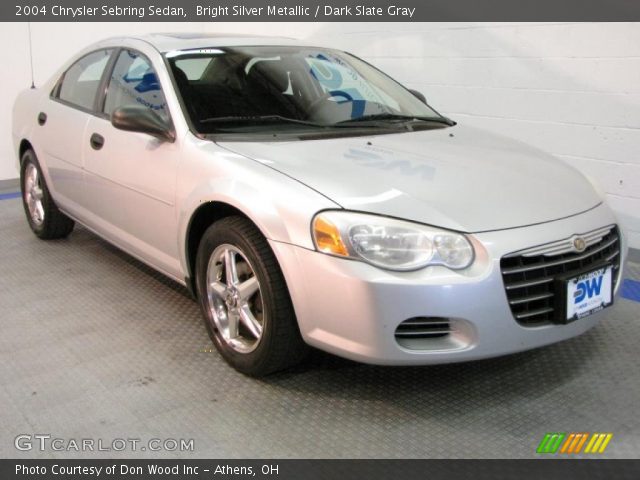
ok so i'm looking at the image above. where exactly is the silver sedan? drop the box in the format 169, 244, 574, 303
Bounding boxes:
12, 33, 627, 375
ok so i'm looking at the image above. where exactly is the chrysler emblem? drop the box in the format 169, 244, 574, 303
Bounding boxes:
573, 237, 587, 253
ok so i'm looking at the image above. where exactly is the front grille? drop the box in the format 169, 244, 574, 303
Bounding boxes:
501, 226, 621, 326
395, 317, 452, 340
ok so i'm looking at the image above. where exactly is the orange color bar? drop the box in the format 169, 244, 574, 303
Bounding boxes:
560, 434, 575, 454
573, 433, 589, 453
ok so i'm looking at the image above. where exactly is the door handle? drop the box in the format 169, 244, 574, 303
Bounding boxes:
37, 112, 47, 126
90, 133, 105, 150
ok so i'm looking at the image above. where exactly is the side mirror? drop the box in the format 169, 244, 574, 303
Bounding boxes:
111, 105, 174, 142
408, 89, 427, 104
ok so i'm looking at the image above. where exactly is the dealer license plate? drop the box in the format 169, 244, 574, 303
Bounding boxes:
564, 265, 613, 322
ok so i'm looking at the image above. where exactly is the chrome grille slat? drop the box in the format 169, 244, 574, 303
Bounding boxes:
515, 307, 555, 319
500, 226, 621, 326
501, 237, 619, 274
605, 250, 619, 262
394, 317, 452, 340
395, 329, 453, 337
509, 292, 554, 305
515, 225, 614, 257
397, 322, 450, 328
505, 277, 554, 290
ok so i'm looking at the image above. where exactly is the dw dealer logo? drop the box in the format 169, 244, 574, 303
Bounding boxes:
536, 432, 613, 454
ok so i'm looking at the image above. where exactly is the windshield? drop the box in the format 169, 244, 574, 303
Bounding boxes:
165, 46, 444, 135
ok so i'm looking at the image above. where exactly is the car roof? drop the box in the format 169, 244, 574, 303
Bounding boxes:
129, 32, 308, 53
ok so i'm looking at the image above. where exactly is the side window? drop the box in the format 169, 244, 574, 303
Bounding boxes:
103, 49, 169, 122
57, 49, 113, 111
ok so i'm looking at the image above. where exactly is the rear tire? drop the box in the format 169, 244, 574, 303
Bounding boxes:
20, 149, 74, 239
195, 216, 308, 376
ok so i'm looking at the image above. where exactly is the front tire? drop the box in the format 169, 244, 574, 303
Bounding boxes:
195, 216, 308, 376
20, 149, 74, 239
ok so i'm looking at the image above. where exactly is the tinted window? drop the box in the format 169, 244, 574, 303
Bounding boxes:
175, 57, 213, 81
58, 49, 113, 110
166, 46, 442, 135
103, 49, 169, 122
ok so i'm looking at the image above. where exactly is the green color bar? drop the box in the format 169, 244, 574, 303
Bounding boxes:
549, 433, 566, 453
537, 433, 553, 453
537, 433, 566, 454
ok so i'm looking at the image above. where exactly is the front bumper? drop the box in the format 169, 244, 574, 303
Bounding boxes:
270, 203, 627, 365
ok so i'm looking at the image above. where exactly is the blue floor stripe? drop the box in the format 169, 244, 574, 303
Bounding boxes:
0, 191, 20, 200
621, 279, 640, 303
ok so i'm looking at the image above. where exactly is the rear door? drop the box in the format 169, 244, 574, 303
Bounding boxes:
40, 49, 114, 214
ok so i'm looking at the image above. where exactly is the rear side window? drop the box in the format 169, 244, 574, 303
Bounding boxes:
103, 49, 169, 122
57, 49, 113, 111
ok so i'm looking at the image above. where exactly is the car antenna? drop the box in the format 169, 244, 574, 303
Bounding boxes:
28, 22, 35, 89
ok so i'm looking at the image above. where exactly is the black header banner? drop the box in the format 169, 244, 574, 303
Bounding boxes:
3, 459, 640, 480
4, 0, 640, 22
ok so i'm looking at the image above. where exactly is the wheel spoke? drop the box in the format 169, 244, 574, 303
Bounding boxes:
32, 186, 43, 201
237, 276, 259, 301
224, 249, 238, 286
227, 310, 240, 338
239, 304, 262, 339
35, 202, 44, 222
209, 281, 227, 297
28, 165, 37, 185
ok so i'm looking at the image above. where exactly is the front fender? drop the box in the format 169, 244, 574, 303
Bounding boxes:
176, 139, 339, 279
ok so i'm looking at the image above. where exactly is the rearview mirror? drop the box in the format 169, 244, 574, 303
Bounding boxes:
408, 89, 427, 104
111, 106, 175, 142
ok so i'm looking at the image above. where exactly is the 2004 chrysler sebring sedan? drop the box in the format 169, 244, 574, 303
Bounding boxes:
13, 34, 628, 376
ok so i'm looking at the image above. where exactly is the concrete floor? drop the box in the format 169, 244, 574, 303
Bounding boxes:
1, 196, 639, 459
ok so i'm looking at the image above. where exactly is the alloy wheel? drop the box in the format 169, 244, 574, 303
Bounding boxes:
206, 244, 265, 353
24, 162, 44, 226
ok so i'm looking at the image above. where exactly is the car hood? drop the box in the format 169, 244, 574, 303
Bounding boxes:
217, 125, 601, 233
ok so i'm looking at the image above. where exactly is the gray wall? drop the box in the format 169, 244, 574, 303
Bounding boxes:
2, 22, 639, 247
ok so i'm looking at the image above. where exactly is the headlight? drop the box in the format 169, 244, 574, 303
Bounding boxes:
312, 211, 474, 271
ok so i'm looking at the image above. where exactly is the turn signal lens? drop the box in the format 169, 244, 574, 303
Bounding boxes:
313, 216, 349, 256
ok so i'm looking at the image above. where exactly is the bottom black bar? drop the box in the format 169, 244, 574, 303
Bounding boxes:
2, 459, 640, 480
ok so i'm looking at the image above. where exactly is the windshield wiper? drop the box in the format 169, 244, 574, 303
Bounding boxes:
200, 115, 327, 128
199, 114, 453, 133
336, 114, 456, 126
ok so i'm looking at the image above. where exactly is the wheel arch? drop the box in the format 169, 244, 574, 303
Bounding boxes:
177, 164, 337, 299
184, 200, 263, 297
19, 139, 34, 162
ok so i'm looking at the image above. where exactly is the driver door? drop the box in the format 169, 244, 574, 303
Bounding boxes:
83, 48, 181, 279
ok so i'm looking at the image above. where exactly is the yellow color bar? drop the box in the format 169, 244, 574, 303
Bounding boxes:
584, 434, 599, 453
585, 433, 613, 453
598, 434, 613, 453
